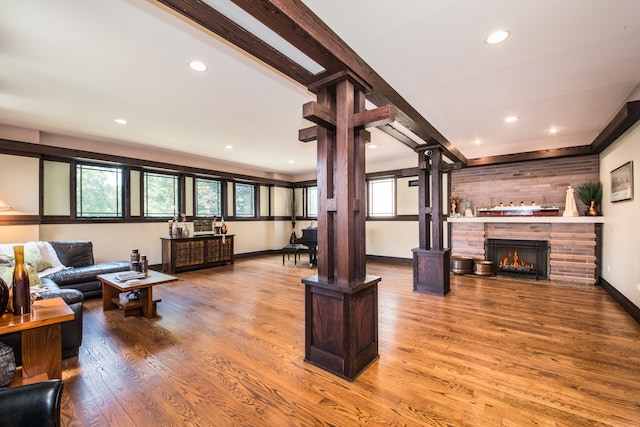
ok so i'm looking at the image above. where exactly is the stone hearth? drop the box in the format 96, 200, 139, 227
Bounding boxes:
448, 217, 603, 286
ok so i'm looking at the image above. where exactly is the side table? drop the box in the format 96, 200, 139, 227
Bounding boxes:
0, 298, 74, 385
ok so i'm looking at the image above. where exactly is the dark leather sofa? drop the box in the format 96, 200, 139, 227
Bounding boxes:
43, 241, 130, 300
1, 241, 129, 363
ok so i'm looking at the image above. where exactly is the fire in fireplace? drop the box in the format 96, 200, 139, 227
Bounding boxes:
486, 239, 549, 280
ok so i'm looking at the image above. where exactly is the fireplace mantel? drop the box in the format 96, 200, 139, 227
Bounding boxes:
448, 216, 604, 224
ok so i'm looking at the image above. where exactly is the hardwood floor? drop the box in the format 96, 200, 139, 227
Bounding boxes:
60, 255, 640, 426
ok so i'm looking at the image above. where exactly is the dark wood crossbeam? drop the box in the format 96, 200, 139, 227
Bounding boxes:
156, 0, 319, 85
467, 146, 592, 167
302, 101, 335, 129
155, 0, 467, 163
590, 100, 640, 153
352, 105, 395, 128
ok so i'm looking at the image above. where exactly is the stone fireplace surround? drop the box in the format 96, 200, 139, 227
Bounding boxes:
448, 217, 603, 286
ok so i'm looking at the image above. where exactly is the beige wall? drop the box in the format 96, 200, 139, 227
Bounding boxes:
38, 220, 293, 265
0, 154, 40, 216
366, 221, 418, 259
600, 121, 640, 308
0, 129, 296, 262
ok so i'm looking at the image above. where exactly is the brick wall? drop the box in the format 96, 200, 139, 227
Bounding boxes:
451, 155, 599, 214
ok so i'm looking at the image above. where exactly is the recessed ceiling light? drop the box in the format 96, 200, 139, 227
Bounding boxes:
288, 160, 295, 164
474, 139, 482, 145
224, 145, 233, 150
549, 127, 559, 134
114, 118, 128, 125
368, 144, 378, 149
188, 60, 207, 72
504, 116, 518, 123
485, 29, 511, 45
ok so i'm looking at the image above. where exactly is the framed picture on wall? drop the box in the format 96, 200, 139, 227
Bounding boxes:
611, 161, 633, 202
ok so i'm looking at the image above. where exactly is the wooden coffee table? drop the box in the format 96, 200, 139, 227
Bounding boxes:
98, 270, 178, 318
0, 297, 74, 385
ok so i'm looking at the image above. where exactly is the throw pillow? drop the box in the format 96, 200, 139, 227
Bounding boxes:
0, 265, 42, 287
36, 242, 66, 268
0, 254, 12, 267
25, 249, 53, 272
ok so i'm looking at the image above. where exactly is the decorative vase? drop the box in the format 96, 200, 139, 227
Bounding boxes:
221, 223, 228, 234
586, 200, 599, 216
289, 231, 297, 244
12, 245, 31, 315
139, 255, 148, 276
0, 278, 9, 313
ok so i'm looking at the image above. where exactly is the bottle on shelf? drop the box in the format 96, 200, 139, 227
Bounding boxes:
12, 245, 31, 315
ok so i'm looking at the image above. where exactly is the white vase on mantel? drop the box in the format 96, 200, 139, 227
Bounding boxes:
562, 186, 579, 217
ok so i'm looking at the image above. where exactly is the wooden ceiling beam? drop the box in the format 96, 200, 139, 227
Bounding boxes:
156, 0, 317, 85
181, 0, 468, 164
590, 100, 640, 153
467, 146, 592, 167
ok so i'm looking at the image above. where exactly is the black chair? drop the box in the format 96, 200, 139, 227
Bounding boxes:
0, 380, 63, 427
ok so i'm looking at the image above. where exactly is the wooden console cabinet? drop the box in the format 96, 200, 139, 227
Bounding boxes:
161, 234, 234, 274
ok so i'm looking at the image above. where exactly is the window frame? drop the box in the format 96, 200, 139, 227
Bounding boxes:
75, 161, 124, 219
233, 182, 257, 219
143, 170, 180, 218
305, 186, 318, 218
194, 177, 222, 218
367, 177, 396, 217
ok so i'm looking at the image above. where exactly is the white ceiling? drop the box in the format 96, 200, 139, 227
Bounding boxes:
1, 0, 640, 180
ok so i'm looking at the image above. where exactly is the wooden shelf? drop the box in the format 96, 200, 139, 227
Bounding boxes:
111, 294, 161, 317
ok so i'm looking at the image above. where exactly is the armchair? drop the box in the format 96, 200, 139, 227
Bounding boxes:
0, 380, 63, 427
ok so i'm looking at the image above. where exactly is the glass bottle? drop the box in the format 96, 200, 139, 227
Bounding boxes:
130, 249, 140, 271
139, 255, 148, 276
12, 245, 31, 315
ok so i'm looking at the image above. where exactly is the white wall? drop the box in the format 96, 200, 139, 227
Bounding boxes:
600, 121, 640, 308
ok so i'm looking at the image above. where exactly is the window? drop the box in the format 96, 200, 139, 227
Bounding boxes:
76, 163, 123, 217
144, 172, 179, 217
195, 178, 221, 217
306, 186, 317, 217
368, 178, 395, 217
235, 183, 255, 217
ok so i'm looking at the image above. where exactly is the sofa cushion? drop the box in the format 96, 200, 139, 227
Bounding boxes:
40, 278, 84, 305
49, 241, 94, 268
43, 261, 130, 287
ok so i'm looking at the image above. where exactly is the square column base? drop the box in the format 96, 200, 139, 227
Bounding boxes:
302, 275, 380, 381
412, 248, 451, 296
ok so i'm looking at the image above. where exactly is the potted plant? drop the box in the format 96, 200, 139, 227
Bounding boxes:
575, 181, 602, 216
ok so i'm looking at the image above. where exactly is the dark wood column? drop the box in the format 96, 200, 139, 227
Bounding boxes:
300, 71, 393, 380
412, 146, 451, 296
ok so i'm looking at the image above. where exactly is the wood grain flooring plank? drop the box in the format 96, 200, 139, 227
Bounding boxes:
55, 256, 640, 426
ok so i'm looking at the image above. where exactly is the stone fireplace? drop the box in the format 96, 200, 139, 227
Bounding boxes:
448, 217, 603, 286
486, 238, 549, 280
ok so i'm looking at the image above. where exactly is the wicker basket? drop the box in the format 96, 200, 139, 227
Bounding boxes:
0, 342, 16, 388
